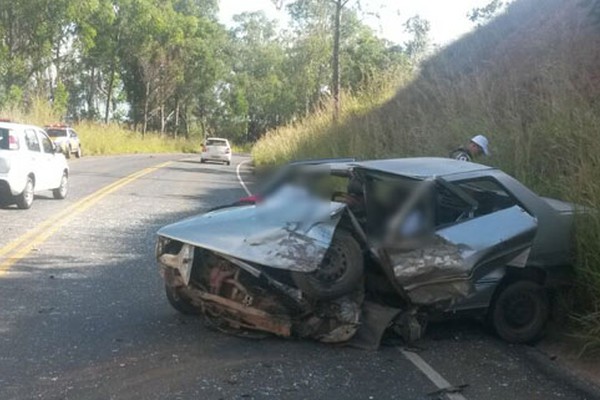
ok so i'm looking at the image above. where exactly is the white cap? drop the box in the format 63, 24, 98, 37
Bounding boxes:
471, 134, 490, 156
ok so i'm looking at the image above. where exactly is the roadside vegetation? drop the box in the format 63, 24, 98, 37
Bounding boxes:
0, 0, 417, 146
253, 0, 600, 352
0, 101, 198, 155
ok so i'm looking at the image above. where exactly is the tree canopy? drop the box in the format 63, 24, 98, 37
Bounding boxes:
0, 0, 426, 141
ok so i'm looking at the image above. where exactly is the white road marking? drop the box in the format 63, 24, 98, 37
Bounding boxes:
236, 159, 252, 196
399, 348, 468, 400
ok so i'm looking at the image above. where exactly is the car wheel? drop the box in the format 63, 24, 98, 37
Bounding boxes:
489, 280, 549, 343
165, 284, 200, 315
200, 158, 205, 164
226, 161, 231, 166
16, 177, 34, 209
53, 172, 68, 199
75, 146, 82, 158
0, 194, 12, 208
65, 146, 71, 159
291, 230, 363, 300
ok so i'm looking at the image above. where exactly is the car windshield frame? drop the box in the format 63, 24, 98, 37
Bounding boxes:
46, 129, 68, 138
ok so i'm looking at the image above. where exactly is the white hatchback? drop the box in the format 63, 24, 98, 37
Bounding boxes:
200, 138, 232, 165
0, 121, 69, 209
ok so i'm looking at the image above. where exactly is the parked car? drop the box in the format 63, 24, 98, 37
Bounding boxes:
0, 121, 69, 209
45, 124, 83, 159
200, 138, 231, 165
155, 158, 575, 346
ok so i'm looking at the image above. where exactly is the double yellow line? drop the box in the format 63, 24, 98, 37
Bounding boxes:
0, 161, 172, 276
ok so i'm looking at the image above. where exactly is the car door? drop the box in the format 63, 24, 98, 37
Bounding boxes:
23, 129, 44, 191
37, 130, 61, 190
384, 178, 537, 306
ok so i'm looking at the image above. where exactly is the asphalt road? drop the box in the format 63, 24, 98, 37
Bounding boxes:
0, 154, 593, 400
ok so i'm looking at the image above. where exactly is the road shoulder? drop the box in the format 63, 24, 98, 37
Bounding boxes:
527, 336, 600, 399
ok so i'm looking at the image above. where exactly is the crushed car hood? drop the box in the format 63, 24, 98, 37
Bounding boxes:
158, 185, 346, 272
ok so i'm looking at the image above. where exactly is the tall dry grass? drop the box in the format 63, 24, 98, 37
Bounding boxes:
0, 100, 199, 155
253, 0, 600, 351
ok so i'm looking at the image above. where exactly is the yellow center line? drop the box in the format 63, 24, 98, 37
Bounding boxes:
0, 161, 173, 275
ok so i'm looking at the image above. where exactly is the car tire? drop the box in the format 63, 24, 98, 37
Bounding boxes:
16, 177, 34, 209
75, 146, 82, 158
65, 146, 71, 159
0, 194, 11, 208
53, 172, 68, 199
200, 158, 205, 164
489, 280, 549, 344
291, 230, 363, 300
226, 161, 231, 166
165, 284, 200, 315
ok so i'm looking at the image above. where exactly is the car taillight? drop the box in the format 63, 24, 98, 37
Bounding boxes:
8, 132, 19, 150
239, 195, 261, 204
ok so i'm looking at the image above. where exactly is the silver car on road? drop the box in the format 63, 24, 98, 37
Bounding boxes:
156, 158, 575, 346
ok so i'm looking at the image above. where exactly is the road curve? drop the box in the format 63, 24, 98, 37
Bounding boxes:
0, 154, 588, 400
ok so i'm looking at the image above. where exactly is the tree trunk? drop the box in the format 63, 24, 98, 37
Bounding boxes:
174, 99, 180, 138
104, 60, 116, 124
143, 81, 150, 138
332, 0, 342, 122
88, 67, 96, 118
160, 103, 165, 135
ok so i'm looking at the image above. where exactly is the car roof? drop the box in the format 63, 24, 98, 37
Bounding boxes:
0, 121, 41, 131
206, 137, 229, 142
352, 157, 496, 180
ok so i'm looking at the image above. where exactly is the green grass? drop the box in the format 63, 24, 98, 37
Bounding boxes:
252, 0, 600, 353
75, 122, 198, 156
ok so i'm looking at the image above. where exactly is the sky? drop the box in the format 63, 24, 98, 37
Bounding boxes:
218, 0, 494, 45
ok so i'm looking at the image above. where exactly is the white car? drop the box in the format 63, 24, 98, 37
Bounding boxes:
200, 138, 232, 165
0, 121, 69, 209
45, 125, 83, 159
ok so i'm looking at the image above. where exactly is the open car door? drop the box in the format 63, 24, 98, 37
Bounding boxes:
385, 179, 538, 307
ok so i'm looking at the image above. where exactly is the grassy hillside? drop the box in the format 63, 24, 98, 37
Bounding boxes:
253, 0, 600, 350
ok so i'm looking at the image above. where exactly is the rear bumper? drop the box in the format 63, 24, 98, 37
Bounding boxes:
0, 173, 24, 196
201, 153, 232, 162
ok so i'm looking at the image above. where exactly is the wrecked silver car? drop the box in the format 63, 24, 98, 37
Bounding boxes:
156, 158, 574, 346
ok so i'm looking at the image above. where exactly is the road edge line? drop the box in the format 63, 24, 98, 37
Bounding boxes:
0, 161, 172, 275
236, 160, 252, 196
0, 167, 152, 259
398, 348, 468, 400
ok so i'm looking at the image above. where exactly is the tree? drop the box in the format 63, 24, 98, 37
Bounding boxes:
403, 15, 431, 64
468, 0, 507, 25
330, 0, 352, 121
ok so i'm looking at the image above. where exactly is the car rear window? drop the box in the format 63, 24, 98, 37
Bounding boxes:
0, 128, 9, 150
46, 129, 68, 138
206, 139, 228, 146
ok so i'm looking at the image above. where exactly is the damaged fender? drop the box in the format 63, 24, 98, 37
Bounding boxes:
158, 185, 346, 272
